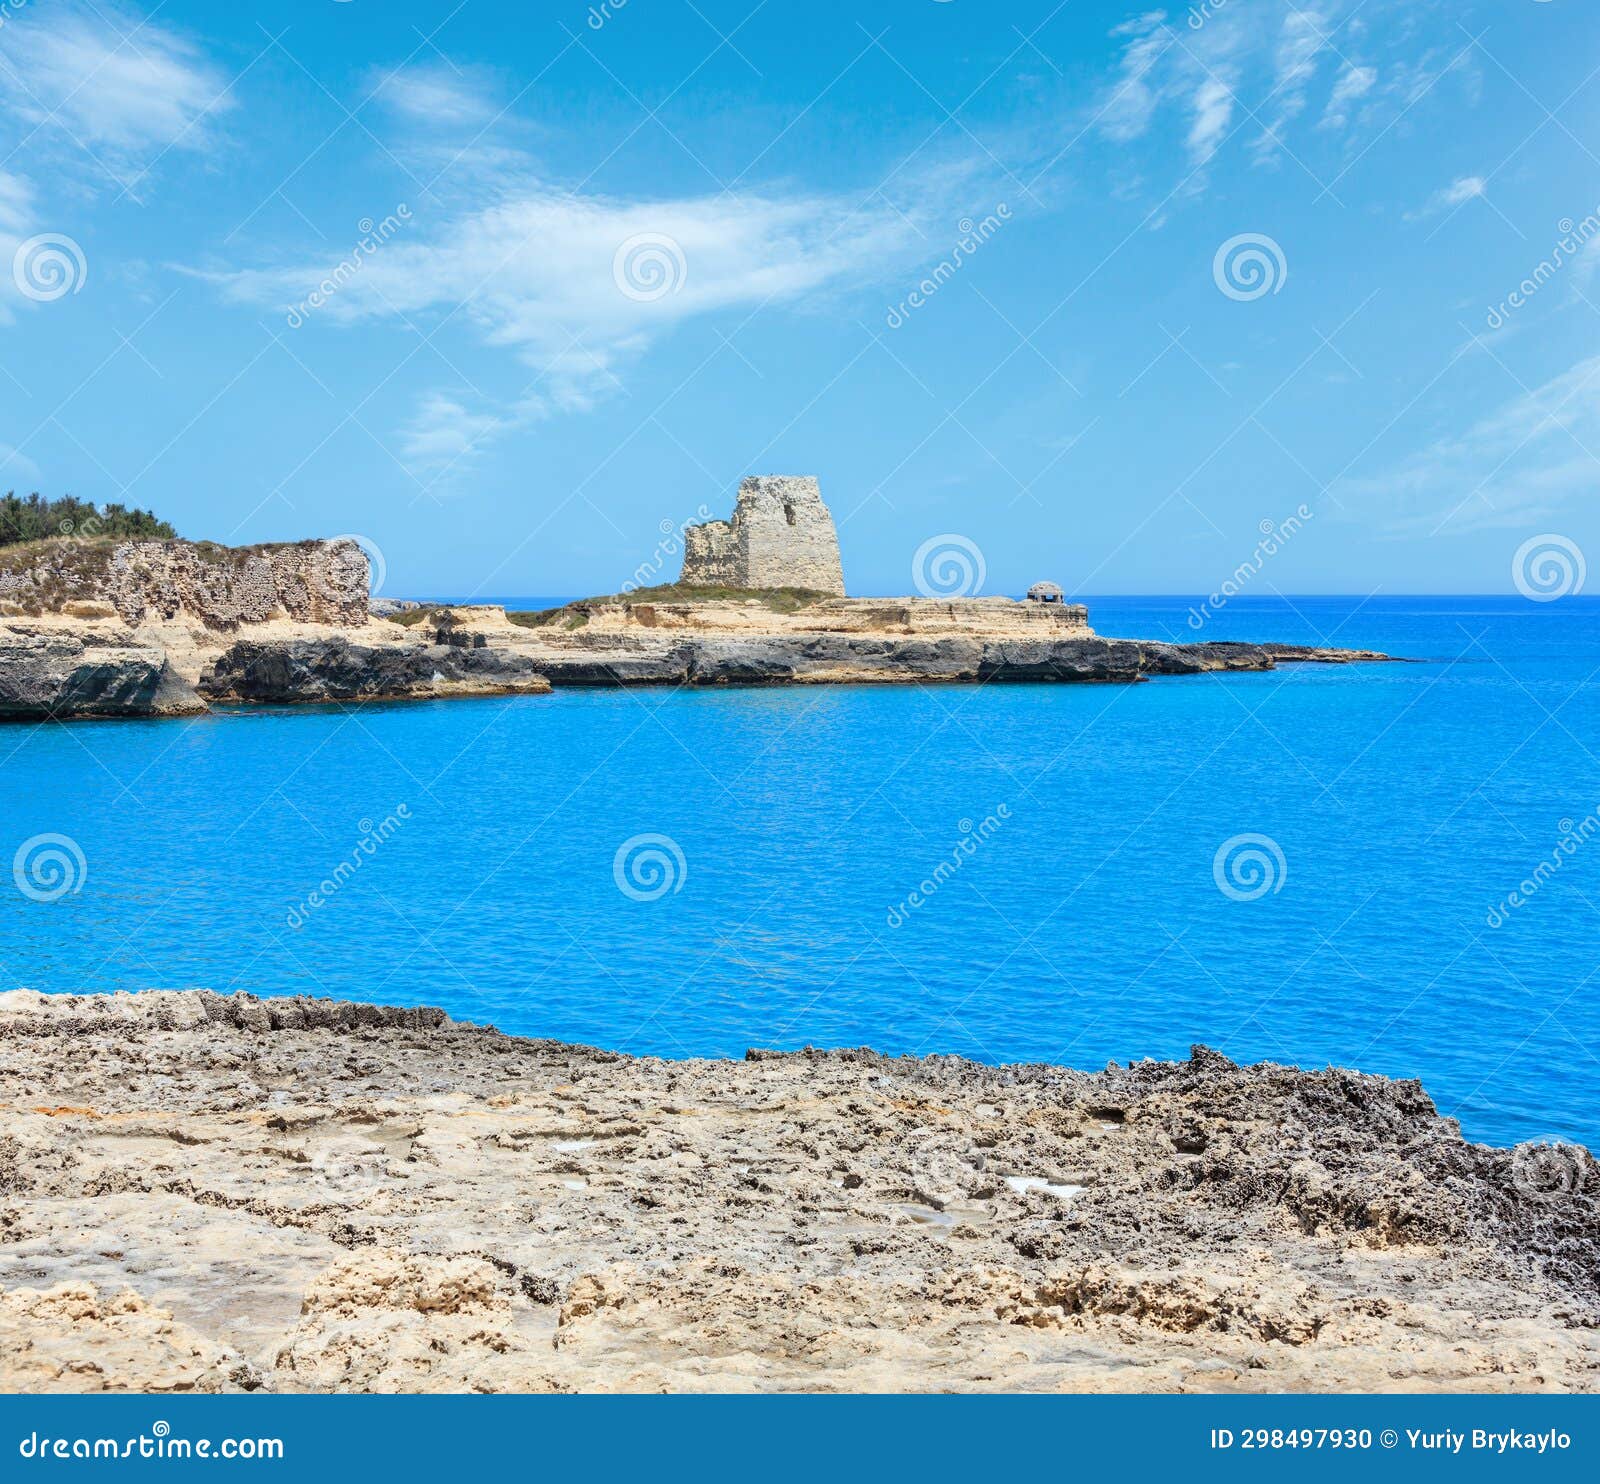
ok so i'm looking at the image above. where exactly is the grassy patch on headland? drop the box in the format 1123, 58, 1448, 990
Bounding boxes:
507, 584, 831, 628
384, 605, 444, 627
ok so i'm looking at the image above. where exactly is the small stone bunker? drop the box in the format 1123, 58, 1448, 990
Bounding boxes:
679, 476, 846, 596
1026, 581, 1065, 604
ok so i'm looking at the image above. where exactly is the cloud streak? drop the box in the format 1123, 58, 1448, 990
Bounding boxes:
1337, 353, 1600, 534
1090, 1, 1472, 190
0, 0, 232, 191
206, 168, 985, 408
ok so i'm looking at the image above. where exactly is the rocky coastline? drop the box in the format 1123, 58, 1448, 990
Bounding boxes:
0, 538, 1396, 720
0, 989, 1594, 1393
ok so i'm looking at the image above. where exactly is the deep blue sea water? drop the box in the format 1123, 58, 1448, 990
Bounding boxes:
4, 595, 1598, 1150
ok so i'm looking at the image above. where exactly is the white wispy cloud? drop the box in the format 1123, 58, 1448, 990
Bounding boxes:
1099, 13, 1173, 144
1572, 234, 1600, 293
0, 1, 232, 190
0, 169, 34, 326
204, 168, 979, 409
1088, 2, 1473, 193
0, 441, 43, 488
1337, 353, 1600, 533
365, 63, 501, 130
1408, 174, 1486, 220
397, 391, 512, 484
1186, 77, 1236, 166
1319, 62, 1377, 131
1248, 4, 1330, 161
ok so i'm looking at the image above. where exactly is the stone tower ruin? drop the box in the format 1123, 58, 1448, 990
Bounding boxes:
678, 476, 846, 596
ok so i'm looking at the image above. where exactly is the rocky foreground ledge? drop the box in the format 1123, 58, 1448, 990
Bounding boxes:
0, 990, 1594, 1394
1, 593, 1397, 720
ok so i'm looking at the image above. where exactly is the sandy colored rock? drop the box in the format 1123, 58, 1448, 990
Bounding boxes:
680, 476, 847, 595
500, 598, 1393, 688
0, 1283, 262, 1393
0, 538, 370, 628
0, 533, 1394, 718
0, 990, 1593, 1393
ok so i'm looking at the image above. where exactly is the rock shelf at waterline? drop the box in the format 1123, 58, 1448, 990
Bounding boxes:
0, 540, 1395, 720
0, 989, 1593, 1393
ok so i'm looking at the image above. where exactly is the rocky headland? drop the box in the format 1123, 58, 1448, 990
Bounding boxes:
0, 533, 1394, 721
0, 537, 554, 719
0, 989, 1594, 1393
474, 593, 1393, 688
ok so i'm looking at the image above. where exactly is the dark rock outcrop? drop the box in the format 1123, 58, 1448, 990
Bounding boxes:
522, 634, 1395, 688
198, 637, 552, 704
0, 632, 199, 719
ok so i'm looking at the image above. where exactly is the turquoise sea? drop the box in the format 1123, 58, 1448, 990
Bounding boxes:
3, 596, 1597, 1150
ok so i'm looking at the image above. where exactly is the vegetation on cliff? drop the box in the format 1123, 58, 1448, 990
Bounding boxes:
1, 493, 177, 549
508, 584, 832, 627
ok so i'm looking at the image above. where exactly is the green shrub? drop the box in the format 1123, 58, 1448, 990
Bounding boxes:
0, 493, 176, 549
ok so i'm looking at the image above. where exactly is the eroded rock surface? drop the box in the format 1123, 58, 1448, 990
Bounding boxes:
0, 539, 370, 628
0, 630, 197, 719
0, 533, 1398, 720
1, 990, 1593, 1394
498, 600, 1395, 688
198, 638, 552, 703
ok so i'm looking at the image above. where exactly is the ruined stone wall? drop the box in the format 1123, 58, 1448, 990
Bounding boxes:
679, 476, 846, 595
679, 520, 741, 587
0, 539, 372, 629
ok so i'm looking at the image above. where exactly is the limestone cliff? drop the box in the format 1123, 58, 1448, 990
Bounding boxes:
680, 476, 847, 595
0, 538, 371, 629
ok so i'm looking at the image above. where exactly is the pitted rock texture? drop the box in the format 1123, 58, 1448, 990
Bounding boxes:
198, 637, 552, 703
0, 989, 1594, 1394
680, 476, 847, 595
0, 539, 371, 629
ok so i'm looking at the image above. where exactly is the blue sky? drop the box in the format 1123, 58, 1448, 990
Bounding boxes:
1, 0, 1597, 597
